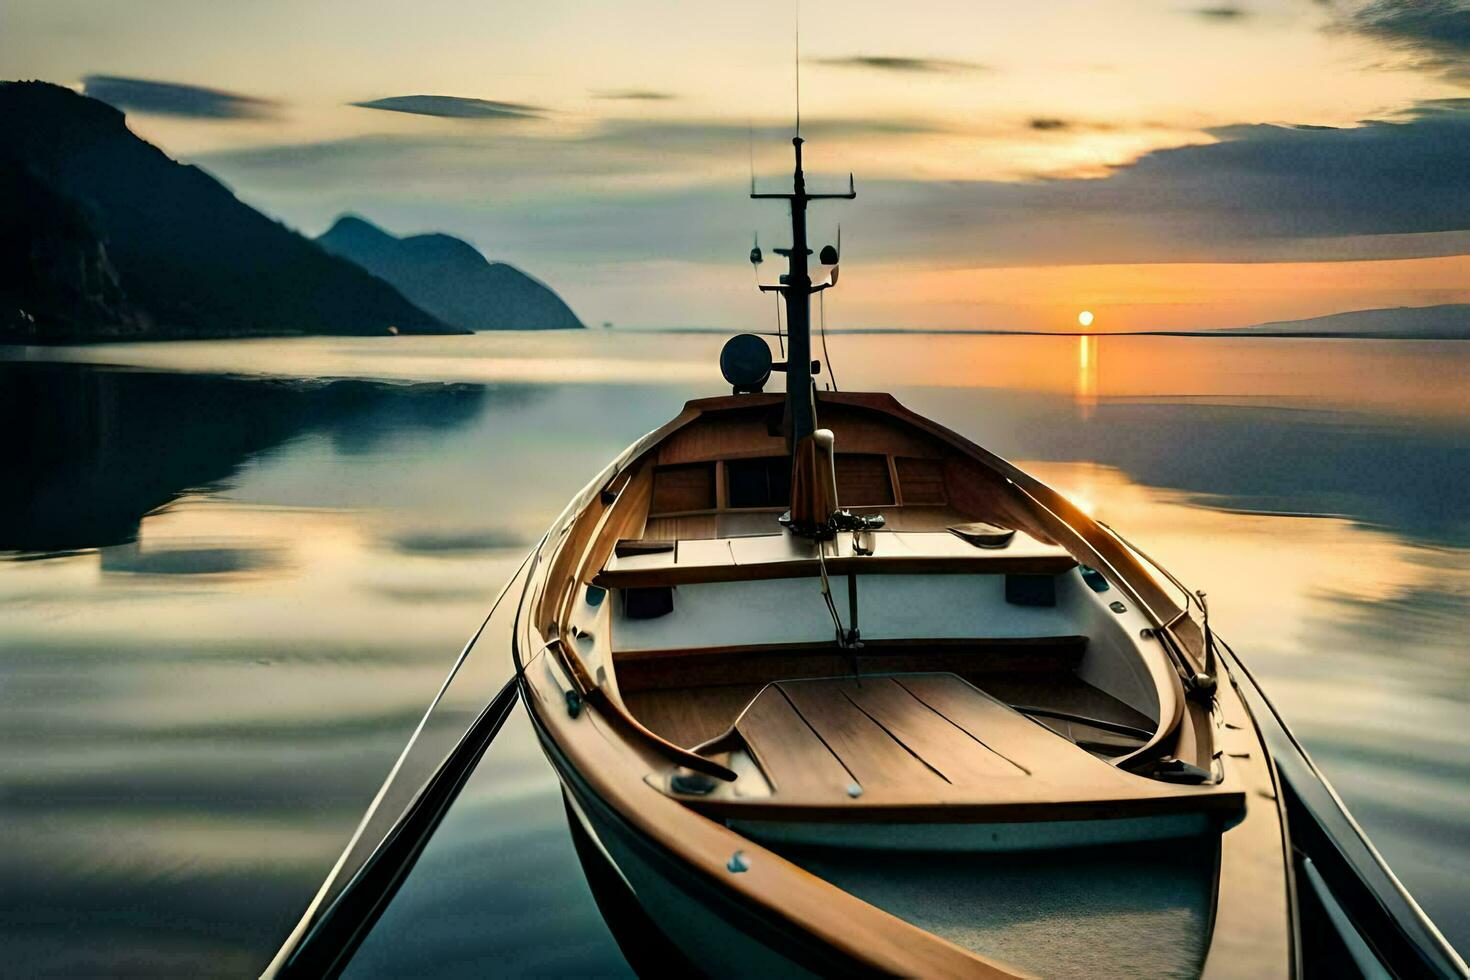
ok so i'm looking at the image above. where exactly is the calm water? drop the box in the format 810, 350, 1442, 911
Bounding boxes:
2, 332, 1467, 975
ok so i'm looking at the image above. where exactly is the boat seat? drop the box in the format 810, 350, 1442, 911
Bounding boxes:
678, 673, 1242, 827
614, 637, 1089, 692
595, 530, 1076, 589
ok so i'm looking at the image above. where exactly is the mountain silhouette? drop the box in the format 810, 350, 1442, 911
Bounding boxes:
1230, 304, 1470, 339
1, 156, 149, 338
0, 81, 461, 342
318, 215, 583, 330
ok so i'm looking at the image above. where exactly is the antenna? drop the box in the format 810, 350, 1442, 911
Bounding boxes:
794, 0, 801, 137
747, 117, 756, 193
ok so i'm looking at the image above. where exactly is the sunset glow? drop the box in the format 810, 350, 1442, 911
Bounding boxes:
3, 0, 1464, 331
4, 1, 1469, 971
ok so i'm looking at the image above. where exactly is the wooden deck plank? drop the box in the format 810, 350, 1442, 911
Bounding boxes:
693, 674, 1244, 822
623, 683, 762, 748
833, 676, 1027, 784
894, 674, 1147, 788
976, 674, 1156, 733
736, 685, 854, 798
613, 636, 1087, 692
775, 679, 950, 793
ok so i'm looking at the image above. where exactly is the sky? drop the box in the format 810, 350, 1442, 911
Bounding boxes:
5, 0, 1469, 329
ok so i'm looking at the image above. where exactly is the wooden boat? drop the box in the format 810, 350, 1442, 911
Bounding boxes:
266, 137, 1467, 979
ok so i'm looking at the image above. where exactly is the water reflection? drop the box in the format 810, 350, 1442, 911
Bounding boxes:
99, 540, 287, 576
901, 387, 1470, 550
1, 334, 1466, 972
1075, 334, 1098, 421
0, 363, 488, 555
344, 706, 635, 979
1025, 460, 1470, 946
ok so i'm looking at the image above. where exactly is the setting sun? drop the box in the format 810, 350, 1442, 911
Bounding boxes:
1078, 310, 1095, 328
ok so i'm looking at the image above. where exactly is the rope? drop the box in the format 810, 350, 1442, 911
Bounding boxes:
815, 540, 847, 647
775, 293, 786, 357
819, 290, 837, 390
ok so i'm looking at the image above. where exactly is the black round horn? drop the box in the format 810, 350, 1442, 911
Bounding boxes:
819, 244, 839, 265
719, 334, 772, 393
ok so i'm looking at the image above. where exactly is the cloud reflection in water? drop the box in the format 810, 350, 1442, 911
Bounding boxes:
1, 333, 1466, 971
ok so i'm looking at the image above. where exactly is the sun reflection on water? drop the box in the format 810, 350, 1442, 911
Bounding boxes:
1076, 334, 1098, 420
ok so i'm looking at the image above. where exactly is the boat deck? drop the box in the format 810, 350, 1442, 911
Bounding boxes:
675, 673, 1243, 823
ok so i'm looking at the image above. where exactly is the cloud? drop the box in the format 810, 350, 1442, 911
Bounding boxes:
195, 99, 1470, 273
1342, 0, 1470, 83
586, 117, 947, 148
1192, 5, 1249, 19
592, 90, 676, 101
349, 95, 544, 119
1028, 118, 1071, 131
882, 97, 1470, 262
813, 56, 988, 74
81, 75, 277, 119
198, 115, 947, 182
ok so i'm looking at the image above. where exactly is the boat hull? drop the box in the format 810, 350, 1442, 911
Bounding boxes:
512, 390, 1291, 978
530, 691, 870, 978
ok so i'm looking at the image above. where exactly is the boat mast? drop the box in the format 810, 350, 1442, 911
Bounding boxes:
753, 137, 855, 449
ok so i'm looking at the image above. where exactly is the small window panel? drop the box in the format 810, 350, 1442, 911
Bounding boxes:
726, 456, 791, 509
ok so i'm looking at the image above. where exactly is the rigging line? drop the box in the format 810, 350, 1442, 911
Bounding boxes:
815, 539, 847, 648
747, 116, 755, 188
774, 292, 786, 357
819, 289, 838, 390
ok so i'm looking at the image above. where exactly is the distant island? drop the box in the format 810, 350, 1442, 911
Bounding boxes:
803, 303, 1470, 339
318, 215, 582, 330
1219, 304, 1470, 340
0, 81, 580, 343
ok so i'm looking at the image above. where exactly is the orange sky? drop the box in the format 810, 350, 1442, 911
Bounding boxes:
7, 0, 1467, 329
825, 253, 1470, 331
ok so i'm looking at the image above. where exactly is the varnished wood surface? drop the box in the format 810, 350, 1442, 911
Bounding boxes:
1199, 650, 1297, 979
594, 551, 1078, 588
840, 676, 1025, 781
835, 453, 895, 506
650, 461, 716, 514
634, 397, 997, 541
540, 388, 1211, 777
623, 683, 764, 748
654, 399, 945, 467
737, 684, 857, 796
640, 513, 720, 540
615, 640, 1137, 750
895, 455, 947, 505
514, 389, 1287, 976
614, 636, 1087, 692
979, 674, 1157, 734
521, 626, 1030, 977
779, 678, 946, 789
682, 673, 1243, 823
